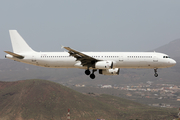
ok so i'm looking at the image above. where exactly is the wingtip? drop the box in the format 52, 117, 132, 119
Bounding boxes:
61, 45, 64, 49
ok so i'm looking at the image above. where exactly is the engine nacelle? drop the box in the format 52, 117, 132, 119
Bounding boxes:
95, 61, 113, 69
99, 68, 120, 75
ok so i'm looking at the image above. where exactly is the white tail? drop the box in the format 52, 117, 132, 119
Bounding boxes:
9, 30, 35, 53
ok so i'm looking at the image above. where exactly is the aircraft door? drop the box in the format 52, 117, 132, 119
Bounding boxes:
153, 56, 158, 62
32, 54, 37, 63
119, 56, 124, 62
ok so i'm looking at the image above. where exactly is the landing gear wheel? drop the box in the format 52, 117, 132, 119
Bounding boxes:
154, 69, 158, 77
90, 74, 95, 79
154, 73, 158, 77
85, 69, 90, 75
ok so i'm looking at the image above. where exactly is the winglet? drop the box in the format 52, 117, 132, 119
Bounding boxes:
61, 45, 64, 49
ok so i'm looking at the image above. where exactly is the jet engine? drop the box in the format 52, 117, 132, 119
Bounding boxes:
99, 68, 120, 75
95, 61, 113, 69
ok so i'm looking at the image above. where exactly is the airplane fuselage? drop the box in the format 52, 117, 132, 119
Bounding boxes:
6, 51, 176, 69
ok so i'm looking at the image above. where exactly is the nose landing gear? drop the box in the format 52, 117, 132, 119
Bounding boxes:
154, 69, 158, 77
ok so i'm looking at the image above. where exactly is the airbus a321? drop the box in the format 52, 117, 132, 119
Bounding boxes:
5, 30, 176, 79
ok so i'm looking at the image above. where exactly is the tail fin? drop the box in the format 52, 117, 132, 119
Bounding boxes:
9, 30, 35, 53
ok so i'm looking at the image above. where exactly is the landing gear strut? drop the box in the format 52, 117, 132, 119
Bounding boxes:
154, 69, 158, 77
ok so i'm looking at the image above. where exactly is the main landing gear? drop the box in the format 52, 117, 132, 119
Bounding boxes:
154, 69, 158, 77
85, 69, 97, 79
85, 69, 90, 75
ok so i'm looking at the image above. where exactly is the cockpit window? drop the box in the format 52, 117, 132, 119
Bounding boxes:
163, 56, 170, 58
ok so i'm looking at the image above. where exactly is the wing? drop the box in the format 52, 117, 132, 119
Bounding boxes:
4, 51, 24, 59
63, 47, 100, 68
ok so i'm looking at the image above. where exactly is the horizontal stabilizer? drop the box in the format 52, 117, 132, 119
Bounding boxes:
4, 51, 24, 59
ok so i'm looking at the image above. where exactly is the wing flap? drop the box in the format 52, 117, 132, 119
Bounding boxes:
4, 51, 24, 59
63, 47, 99, 67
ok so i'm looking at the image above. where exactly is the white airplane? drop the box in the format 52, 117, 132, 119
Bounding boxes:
5, 30, 176, 79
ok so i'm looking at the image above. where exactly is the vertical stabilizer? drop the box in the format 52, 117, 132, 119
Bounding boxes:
9, 30, 35, 53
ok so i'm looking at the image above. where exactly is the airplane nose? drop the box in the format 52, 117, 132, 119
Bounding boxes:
171, 59, 176, 66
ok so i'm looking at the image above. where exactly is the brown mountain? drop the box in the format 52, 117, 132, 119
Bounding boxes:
0, 79, 177, 120
153, 39, 180, 58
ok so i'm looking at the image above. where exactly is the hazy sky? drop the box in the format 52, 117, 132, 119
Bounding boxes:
1, 1, 180, 58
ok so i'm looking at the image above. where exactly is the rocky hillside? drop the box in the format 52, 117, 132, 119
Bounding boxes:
0, 79, 177, 120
